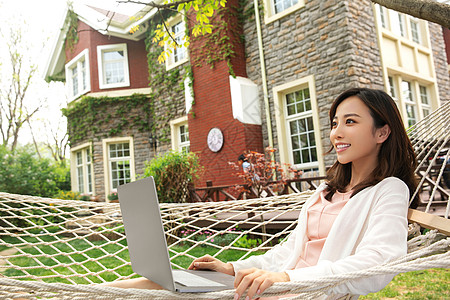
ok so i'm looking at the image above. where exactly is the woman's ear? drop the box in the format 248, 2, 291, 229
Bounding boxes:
376, 124, 391, 144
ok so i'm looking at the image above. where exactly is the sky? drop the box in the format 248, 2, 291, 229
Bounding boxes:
0, 0, 143, 149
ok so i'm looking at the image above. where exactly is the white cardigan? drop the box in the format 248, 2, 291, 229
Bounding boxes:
231, 177, 409, 298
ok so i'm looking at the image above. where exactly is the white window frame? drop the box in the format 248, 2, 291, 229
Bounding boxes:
97, 43, 130, 89
165, 15, 189, 71
387, 74, 437, 128
273, 75, 325, 175
70, 143, 94, 195
374, 4, 427, 46
170, 116, 190, 153
263, 0, 305, 24
65, 49, 90, 100
102, 137, 136, 201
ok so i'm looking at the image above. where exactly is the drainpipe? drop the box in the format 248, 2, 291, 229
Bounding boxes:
253, 0, 274, 151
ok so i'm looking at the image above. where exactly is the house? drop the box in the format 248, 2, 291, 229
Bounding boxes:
45, 0, 450, 202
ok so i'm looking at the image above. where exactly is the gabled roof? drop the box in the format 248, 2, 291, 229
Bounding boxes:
44, 2, 157, 82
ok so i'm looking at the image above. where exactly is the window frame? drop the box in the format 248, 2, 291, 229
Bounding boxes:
273, 75, 325, 175
165, 15, 189, 71
97, 43, 130, 90
65, 49, 90, 100
170, 116, 190, 153
374, 4, 426, 46
70, 143, 94, 195
263, 0, 305, 24
387, 74, 436, 127
102, 137, 136, 201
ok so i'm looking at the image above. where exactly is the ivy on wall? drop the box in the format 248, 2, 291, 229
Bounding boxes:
62, 94, 152, 145
62, 1, 251, 146
144, 12, 192, 143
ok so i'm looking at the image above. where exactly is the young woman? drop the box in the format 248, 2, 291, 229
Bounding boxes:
106, 88, 418, 299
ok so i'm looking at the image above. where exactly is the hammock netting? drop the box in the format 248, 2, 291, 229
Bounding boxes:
0, 101, 449, 299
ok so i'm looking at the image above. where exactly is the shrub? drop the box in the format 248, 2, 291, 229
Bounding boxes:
0, 145, 70, 198
142, 151, 203, 203
229, 147, 302, 198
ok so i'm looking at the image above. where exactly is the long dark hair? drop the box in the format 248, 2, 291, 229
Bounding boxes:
326, 88, 418, 207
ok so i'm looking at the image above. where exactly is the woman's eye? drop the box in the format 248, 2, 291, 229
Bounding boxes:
331, 121, 337, 128
346, 119, 355, 124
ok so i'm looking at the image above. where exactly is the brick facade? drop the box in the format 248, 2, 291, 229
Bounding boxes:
188, 0, 264, 186
65, 20, 149, 93
60, 2, 449, 200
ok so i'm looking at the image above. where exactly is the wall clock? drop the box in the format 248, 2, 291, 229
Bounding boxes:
207, 127, 224, 152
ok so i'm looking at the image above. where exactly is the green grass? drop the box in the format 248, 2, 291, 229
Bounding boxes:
2, 234, 448, 299
361, 268, 450, 299
1, 235, 264, 284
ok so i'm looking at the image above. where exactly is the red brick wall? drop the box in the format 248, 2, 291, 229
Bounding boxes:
65, 20, 149, 93
443, 27, 450, 64
188, 0, 264, 187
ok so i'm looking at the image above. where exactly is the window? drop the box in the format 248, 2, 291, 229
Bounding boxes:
71, 145, 94, 195
401, 80, 417, 127
165, 16, 188, 70
179, 124, 190, 153
377, 4, 386, 28
102, 137, 135, 199
387, 75, 436, 128
285, 88, 318, 167
108, 143, 132, 189
388, 76, 397, 100
273, 0, 298, 14
65, 49, 90, 100
170, 116, 190, 153
264, 0, 305, 24
410, 19, 421, 44
390, 10, 406, 37
419, 85, 431, 117
97, 44, 130, 89
375, 4, 426, 45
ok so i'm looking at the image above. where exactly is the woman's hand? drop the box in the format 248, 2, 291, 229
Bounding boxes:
188, 254, 235, 276
234, 268, 290, 300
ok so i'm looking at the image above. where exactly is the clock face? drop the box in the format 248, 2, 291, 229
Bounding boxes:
207, 127, 224, 152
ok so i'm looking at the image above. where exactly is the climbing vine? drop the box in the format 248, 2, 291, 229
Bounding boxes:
62, 94, 152, 145
144, 11, 192, 143
65, 7, 79, 52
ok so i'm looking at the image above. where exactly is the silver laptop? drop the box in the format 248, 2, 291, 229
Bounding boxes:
117, 176, 235, 292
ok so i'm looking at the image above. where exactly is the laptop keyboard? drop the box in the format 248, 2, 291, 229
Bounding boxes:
173, 271, 226, 287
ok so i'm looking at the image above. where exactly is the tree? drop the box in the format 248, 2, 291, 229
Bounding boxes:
117, 0, 450, 61
0, 27, 40, 152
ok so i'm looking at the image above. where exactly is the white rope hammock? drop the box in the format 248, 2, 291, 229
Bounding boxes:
0, 101, 449, 299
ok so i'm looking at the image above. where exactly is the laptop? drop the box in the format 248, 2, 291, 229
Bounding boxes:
117, 176, 235, 292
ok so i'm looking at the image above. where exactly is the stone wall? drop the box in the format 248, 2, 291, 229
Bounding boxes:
69, 97, 153, 202
429, 23, 450, 102
242, 0, 383, 169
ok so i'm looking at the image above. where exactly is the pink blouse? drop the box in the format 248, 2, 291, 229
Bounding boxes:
259, 190, 351, 300
294, 190, 351, 269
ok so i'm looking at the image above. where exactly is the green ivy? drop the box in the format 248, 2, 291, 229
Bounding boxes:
65, 7, 79, 52
144, 13, 191, 143
62, 94, 152, 145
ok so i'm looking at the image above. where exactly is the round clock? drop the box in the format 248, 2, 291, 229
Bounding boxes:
207, 127, 224, 152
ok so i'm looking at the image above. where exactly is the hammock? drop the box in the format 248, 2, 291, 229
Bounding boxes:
0, 101, 449, 299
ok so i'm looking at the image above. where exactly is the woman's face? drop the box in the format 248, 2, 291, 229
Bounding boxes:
330, 96, 388, 169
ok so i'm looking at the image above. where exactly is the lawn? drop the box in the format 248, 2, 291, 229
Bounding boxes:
1, 234, 448, 299
361, 268, 449, 299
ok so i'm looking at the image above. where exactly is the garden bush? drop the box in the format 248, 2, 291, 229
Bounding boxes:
0, 144, 70, 197
142, 151, 203, 203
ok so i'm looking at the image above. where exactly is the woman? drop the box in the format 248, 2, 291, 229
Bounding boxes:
107, 88, 418, 299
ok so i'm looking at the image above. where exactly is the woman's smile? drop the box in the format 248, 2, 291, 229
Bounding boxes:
335, 143, 351, 152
